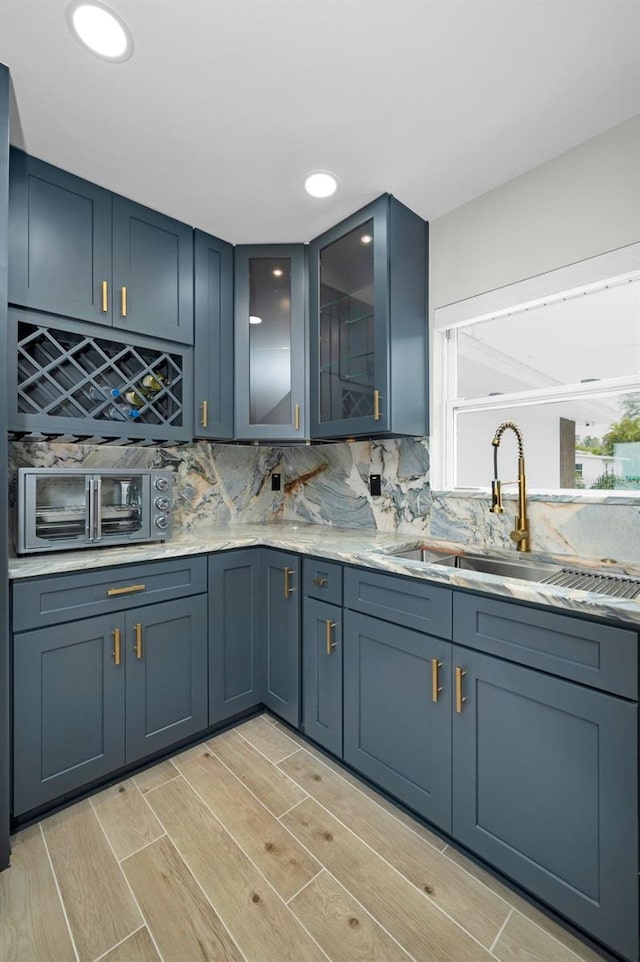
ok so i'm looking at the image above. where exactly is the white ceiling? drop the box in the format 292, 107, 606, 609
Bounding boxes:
1, 0, 639, 244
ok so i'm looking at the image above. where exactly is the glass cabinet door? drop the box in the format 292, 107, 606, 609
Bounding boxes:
234, 244, 306, 440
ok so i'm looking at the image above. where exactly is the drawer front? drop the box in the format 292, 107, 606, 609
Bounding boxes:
303, 558, 343, 605
344, 567, 452, 639
12, 556, 207, 631
454, 593, 638, 698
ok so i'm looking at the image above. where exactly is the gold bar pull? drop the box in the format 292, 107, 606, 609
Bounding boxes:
112, 627, 121, 666
121, 285, 128, 317
134, 623, 143, 660
294, 403, 300, 431
107, 583, 146, 597
455, 667, 467, 714
201, 400, 209, 428
373, 389, 381, 421
284, 566, 295, 599
325, 620, 336, 656
431, 658, 443, 703
101, 280, 108, 313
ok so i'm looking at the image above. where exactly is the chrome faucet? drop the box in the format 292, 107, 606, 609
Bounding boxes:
490, 421, 530, 552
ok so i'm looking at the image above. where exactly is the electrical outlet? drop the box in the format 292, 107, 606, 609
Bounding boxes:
271, 473, 281, 492
369, 474, 381, 496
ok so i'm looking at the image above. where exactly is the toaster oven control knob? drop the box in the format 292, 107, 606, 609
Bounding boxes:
155, 496, 170, 510
155, 516, 169, 529
154, 477, 169, 492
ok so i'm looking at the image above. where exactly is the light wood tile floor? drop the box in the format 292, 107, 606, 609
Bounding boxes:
0, 713, 608, 962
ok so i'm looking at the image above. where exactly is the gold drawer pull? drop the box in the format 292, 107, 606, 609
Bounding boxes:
121, 285, 128, 317
325, 620, 337, 656
284, 566, 295, 599
101, 280, 108, 313
134, 622, 143, 659
373, 389, 381, 421
201, 400, 209, 428
455, 667, 467, 714
112, 627, 121, 666
107, 584, 146, 597
313, 577, 327, 588
431, 658, 443, 703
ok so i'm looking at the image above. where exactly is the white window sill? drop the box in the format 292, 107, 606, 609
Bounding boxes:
432, 488, 640, 506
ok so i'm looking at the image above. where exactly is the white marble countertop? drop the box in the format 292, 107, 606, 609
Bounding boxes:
9, 521, 640, 627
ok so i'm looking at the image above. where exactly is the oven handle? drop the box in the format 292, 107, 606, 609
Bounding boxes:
88, 479, 96, 542
94, 478, 102, 541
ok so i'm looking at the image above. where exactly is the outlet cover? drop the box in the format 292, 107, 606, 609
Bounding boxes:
271, 473, 281, 492
369, 474, 382, 496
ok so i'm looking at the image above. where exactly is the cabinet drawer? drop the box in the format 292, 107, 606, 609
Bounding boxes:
303, 558, 343, 605
12, 556, 207, 631
344, 567, 452, 639
454, 594, 638, 699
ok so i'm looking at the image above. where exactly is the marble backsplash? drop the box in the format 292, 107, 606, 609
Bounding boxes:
8, 438, 640, 564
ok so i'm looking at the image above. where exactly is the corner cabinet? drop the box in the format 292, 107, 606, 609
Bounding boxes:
262, 549, 301, 726
309, 193, 428, 439
193, 230, 234, 439
234, 245, 307, 441
8, 149, 194, 345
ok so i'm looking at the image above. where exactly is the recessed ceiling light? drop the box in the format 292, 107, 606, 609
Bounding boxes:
360, 234, 373, 245
304, 171, 338, 199
249, 315, 263, 325
67, 1, 134, 61
272, 268, 283, 277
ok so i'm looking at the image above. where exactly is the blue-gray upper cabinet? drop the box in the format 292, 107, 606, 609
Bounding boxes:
452, 645, 638, 962
234, 245, 307, 441
309, 193, 428, 439
208, 550, 262, 724
343, 609, 452, 832
262, 549, 301, 726
194, 230, 234, 439
9, 149, 194, 344
303, 597, 343, 757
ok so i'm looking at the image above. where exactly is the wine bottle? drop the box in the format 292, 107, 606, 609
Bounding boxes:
141, 372, 169, 392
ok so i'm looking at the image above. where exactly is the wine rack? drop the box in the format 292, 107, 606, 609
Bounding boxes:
9, 309, 192, 443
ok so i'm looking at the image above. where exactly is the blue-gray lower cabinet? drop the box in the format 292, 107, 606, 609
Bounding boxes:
208, 551, 262, 724
343, 609, 452, 833
302, 598, 343, 756
13, 614, 126, 815
262, 550, 301, 726
452, 644, 639, 962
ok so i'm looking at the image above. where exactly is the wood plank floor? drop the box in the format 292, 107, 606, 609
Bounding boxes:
0, 713, 607, 962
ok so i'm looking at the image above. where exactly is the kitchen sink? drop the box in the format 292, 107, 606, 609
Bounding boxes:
389, 546, 561, 583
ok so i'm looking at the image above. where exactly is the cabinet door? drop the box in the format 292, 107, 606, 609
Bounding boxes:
125, 596, 207, 762
234, 245, 306, 441
194, 230, 234, 439
13, 615, 125, 815
343, 610, 452, 832
303, 598, 342, 756
8, 149, 112, 325
452, 646, 638, 962
112, 196, 194, 344
262, 550, 301, 726
209, 551, 262, 724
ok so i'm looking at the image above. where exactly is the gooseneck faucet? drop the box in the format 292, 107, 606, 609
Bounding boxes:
490, 421, 530, 552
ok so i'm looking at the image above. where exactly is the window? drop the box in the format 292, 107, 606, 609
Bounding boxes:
435, 245, 640, 493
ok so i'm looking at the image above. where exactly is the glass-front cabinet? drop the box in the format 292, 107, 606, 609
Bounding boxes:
234, 244, 306, 441
309, 194, 428, 439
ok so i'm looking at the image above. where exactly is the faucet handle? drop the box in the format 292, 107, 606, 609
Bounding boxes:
489, 480, 504, 514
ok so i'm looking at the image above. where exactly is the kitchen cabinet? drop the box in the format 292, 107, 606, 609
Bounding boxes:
234, 245, 306, 441
193, 230, 234, 439
303, 597, 343, 756
0, 62, 10, 871
262, 549, 301, 726
208, 550, 262, 724
8, 149, 194, 344
12, 558, 208, 816
309, 193, 428, 439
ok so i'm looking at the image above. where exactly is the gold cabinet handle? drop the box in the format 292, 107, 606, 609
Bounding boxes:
294, 403, 300, 431
432, 658, 443, 703
455, 667, 467, 714
101, 280, 108, 313
325, 619, 337, 655
200, 400, 209, 429
112, 627, 121, 666
313, 577, 327, 588
284, 566, 295, 599
121, 286, 128, 317
373, 389, 381, 421
107, 583, 146, 597
134, 622, 143, 660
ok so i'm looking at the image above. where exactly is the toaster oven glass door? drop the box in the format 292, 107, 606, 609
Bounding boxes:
31, 474, 91, 545
95, 473, 150, 543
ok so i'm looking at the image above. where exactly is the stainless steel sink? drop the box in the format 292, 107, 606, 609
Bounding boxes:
389, 546, 561, 582
390, 547, 459, 565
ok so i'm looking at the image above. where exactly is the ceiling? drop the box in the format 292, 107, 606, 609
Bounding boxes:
1, 0, 639, 244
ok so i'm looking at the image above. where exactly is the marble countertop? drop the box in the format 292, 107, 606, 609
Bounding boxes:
9, 522, 640, 627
